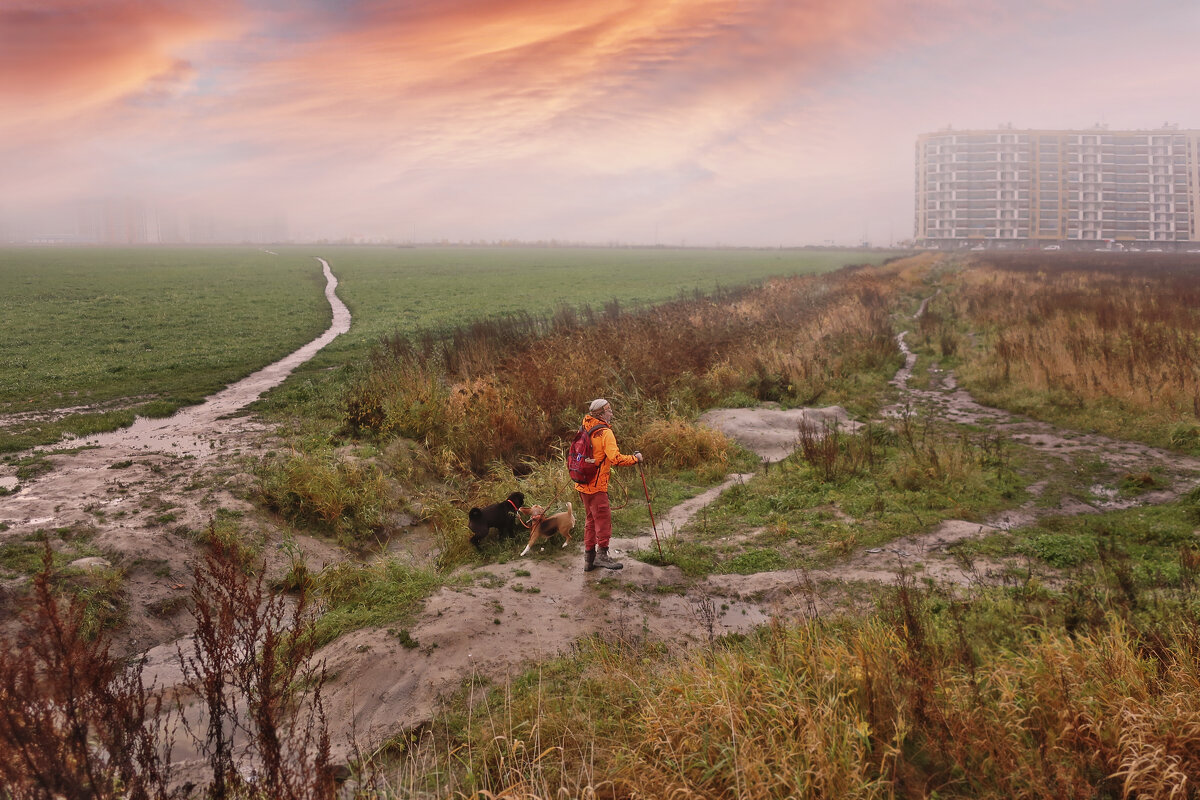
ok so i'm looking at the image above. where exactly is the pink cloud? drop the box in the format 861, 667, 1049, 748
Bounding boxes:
0, 1, 242, 125
187, 0, 929, 173
3, 0, 1196, 244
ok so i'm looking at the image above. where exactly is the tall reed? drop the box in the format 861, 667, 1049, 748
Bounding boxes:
0, 544, 335, 799
405, 575, 1200, 799
948, 255, 1200, 448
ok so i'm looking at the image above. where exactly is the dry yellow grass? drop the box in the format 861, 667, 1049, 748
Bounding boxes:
949, 260, 1200, 428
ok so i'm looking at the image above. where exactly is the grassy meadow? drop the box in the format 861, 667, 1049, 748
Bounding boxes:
0, 247, 330, 450
0, 245, 894, 452
282, 245, 883, 359
7, 248, 1200, 797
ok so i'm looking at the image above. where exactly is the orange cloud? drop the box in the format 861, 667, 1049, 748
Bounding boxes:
0, 1, 242, 126
201, 0, 913, 175
9, 0, 1165, 245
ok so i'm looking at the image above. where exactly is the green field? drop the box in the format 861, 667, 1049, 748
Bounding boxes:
0, 245, 899, 451
0, 248, 330, 446
284, 245, 901, 367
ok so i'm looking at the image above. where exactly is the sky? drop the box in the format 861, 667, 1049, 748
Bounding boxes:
1, 0, 1198, 246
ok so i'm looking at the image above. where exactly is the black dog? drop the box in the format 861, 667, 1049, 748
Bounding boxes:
468, 491, 525, 547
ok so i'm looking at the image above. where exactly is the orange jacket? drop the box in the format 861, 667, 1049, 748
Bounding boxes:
573, 414, 639, 494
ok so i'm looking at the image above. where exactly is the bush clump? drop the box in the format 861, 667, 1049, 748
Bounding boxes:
256, 450, 389, 541
637, 418, 733, 474
339, 267, 903, 476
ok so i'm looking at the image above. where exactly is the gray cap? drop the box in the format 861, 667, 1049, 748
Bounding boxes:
588, 398, 609, 413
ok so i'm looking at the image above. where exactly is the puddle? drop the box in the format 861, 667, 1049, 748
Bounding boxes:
68, 258, 350, 459
0, 259, 350, 532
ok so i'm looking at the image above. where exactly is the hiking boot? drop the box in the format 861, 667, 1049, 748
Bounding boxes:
584, 549, 597, 572
595, 547, 623, 570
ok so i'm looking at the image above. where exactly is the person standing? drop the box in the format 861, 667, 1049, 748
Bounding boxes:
574, 398, 642, 572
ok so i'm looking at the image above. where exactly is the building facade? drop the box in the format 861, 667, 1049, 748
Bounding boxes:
915, 127, 1200, 248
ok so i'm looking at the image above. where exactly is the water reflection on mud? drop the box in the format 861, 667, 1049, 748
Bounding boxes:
75, 257, 349, 459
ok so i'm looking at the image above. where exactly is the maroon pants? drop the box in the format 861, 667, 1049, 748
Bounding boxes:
580, 490, 612, 550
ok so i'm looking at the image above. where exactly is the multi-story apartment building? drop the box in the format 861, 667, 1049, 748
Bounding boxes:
915, 126, 1200, 249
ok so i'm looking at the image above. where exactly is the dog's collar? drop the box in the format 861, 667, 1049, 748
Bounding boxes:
507, 498, 520, 513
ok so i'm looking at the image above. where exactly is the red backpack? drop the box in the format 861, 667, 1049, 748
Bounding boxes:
567, 422, 609, 483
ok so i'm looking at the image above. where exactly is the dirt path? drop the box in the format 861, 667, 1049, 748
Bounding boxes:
831, 332, 1200, 581
302, 343, 1200, 759
5, 278, 1200, 769
702, 333, 1200, 594
0, 258, 349, 649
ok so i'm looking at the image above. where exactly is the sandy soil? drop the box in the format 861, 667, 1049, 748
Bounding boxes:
4, 276, 1199, 770
695, 406, 860, 463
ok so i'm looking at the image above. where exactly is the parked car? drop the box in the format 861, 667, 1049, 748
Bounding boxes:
1042, 245, 1060, 251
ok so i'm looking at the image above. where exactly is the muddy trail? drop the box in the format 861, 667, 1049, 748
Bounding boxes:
0, 258, 350, 649
306, 331, 1200, 762
3, 275, 1200, 769
258, 342, 1200, 761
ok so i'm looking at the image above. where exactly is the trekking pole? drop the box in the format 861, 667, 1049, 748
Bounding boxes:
638, 461, 663, 559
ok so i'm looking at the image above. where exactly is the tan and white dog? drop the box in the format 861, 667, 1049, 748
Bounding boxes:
519, 502, 575, 556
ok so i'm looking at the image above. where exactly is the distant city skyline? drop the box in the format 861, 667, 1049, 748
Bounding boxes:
2, 1, 1198, 247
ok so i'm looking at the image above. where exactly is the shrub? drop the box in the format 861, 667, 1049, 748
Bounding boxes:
343, 361, 449, 441
0, 548, 169, 799
795, 420, 889, 484
1183, 485, 1200, 524
194, 515, 264, 567
257, 450, 389, 541
417, 493, 477, 569
339, 263, 908, 476
1024, 533, 1096, 568
0, 545, 334, 799
308, 557, 444, 647
1169, 423, 1200, 452
637, 418, 732, 472
179, 545, 334, 799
